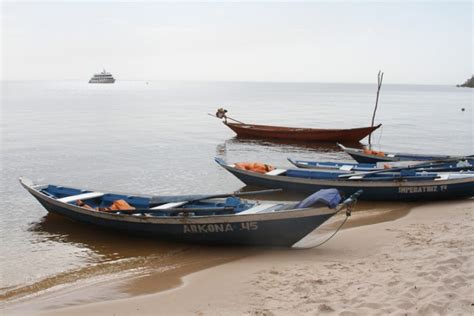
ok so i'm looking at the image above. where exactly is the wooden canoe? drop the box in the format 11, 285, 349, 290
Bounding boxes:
215, 158, 474, 201
20, 177, 360, 247
337, 143, 474, 164
224, 122, 382, 142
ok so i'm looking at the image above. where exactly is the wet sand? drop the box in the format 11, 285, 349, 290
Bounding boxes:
20, 199, 472, 316
2, 244, 257, 313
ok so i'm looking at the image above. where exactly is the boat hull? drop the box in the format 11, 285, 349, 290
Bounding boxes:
22, 180, 337, 247
346, 152, 398, 163
88, 79, 115, 84
217, 163, 474, 201
224, 122, 381, 143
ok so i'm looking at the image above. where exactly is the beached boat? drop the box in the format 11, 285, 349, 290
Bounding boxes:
287, 158, 474, 173
215, 158, 474, 201
338, 143, 474, 164
20, 177, 360, 247
223, 122, 382, 143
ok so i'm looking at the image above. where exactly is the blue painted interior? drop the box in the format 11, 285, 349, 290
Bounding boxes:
285, 169, 439, 181
41, 185, 256, 217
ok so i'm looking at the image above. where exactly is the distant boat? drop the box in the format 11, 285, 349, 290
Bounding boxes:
89, 69, 115, 84
214, 109, 381, 143
224, 121, 382, 143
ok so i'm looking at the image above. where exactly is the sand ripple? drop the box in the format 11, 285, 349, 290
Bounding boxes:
246, 207, 473, 315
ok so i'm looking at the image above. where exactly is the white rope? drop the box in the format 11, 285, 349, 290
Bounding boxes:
292, 214, 350, 249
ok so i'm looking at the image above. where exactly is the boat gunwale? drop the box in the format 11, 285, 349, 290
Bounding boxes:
217, 162, 474, 188
338, 143, 473, 160
20, 178, 338, 225
225, 122, 382, 133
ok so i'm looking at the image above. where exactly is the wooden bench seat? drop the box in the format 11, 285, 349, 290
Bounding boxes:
57, 192, 104, 203
237, 203, 279, 215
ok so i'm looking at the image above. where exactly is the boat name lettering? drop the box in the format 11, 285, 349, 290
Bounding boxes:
184, 223, 234, 234
398, 186, 447, 194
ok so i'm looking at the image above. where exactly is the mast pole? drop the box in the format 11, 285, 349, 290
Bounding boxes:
369, 70, 384, 147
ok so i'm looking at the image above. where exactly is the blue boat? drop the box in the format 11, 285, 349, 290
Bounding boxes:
215, 158, 474, 201
338, 143, 474, 164
288, 158, 474, 173
20, 177, 360, 247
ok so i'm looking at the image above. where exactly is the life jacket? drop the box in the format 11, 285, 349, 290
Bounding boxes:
76, 199, 94, 210
98, 199, 136, 212
109, 199, 135, 211
235, 162, 275, 174
363, 149, 385, 157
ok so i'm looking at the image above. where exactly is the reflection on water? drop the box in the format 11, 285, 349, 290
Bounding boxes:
3, 213, 256, 306
28, 213, 189, 261
223, 137, 365, 151
2, 214, 187, 301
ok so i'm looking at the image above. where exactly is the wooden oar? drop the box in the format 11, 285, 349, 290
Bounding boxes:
338, 158, 469, 179
190, 188, 283, 201
120, 206, 236, 215
149, 188, 283, 206
127, 189, 283, 215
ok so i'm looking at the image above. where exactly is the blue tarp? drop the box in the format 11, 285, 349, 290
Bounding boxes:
295, 189, 342, 209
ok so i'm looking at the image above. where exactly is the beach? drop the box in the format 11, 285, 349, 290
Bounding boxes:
4, 199, 469, 315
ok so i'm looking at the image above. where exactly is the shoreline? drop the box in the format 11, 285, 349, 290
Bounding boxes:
1, 201, 410, 311
33, 199, 473, 315
4, 199, 472, 315
2, 244, 257, 314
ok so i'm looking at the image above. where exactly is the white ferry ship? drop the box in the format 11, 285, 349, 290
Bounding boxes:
89, 69, 115, 84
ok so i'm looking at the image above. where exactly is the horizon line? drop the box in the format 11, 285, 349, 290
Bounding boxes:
0, 78, 466, 86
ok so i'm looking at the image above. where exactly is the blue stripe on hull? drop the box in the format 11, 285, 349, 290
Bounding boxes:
36, 198, 333, 247
227, 169, 474, 201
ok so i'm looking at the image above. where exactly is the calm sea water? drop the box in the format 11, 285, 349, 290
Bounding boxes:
1, 80, 472, 303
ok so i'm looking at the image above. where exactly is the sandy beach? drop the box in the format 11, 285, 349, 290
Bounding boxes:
4, 199, 468, 315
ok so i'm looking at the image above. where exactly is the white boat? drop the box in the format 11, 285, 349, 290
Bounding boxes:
89, 69, 115, 84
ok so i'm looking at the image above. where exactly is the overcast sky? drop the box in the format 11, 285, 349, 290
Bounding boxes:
2, 1, 472, 84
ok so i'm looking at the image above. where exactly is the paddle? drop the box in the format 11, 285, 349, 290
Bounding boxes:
149, 188, 283, 206
119, 206, 236, 215
338, 158, 471, 179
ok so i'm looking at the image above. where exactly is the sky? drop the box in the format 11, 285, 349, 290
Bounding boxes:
1, 1, 472, 84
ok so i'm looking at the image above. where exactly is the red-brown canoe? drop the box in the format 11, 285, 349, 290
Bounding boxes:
224, 122, 382, 142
